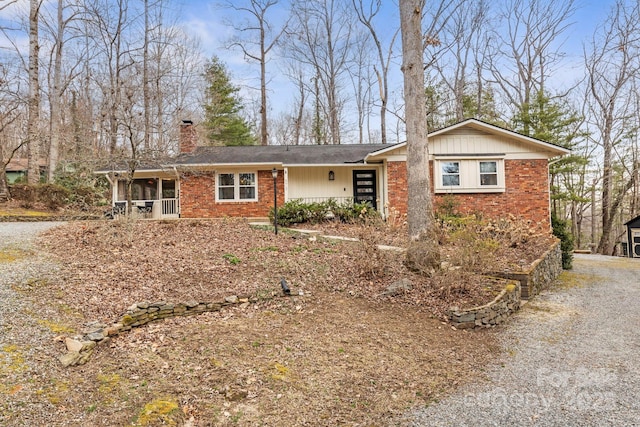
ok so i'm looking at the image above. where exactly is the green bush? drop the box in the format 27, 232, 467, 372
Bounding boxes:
269, 198, 380, 226
551, 212, 574, 269
332, 200, 378, 223
269, 199, 310, 226
54, 163, 110, 208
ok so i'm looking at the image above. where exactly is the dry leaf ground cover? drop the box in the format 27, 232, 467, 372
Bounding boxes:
2, 218, 552, 426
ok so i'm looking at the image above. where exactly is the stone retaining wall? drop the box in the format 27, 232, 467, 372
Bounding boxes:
448, 240, 562, 329
59, 295, 256, 367
449, 279, 521, 329
492, 240, 562, 299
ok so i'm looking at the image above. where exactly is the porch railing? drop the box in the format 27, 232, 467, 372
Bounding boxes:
289, 196, 354, 205
113, 199, 178, 217
162, 198, 178, 215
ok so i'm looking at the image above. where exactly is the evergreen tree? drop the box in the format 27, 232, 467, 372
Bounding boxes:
460, 85, 504, 127
202, 56, 255, 146
513, 90, 591, 219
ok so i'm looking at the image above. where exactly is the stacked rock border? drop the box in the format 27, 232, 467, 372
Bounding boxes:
449, 280, 520, 329
491, 240, 562, 299
59, 295, 260, 367
448, 239, 563, 329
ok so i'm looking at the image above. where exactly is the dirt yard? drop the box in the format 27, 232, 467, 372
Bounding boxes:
1, 218, 553, 426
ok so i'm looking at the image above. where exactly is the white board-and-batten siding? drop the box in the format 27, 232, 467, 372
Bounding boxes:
369, 129, 558, 161
286, 166, 379, 202
429, 134, 550, 159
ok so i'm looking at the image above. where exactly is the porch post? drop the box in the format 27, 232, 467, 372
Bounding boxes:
272, 168, 278, 235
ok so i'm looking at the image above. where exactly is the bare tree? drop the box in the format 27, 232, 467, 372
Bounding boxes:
86, 0, 135, 155
42, 0, 83, 182
284, 0, 355, 145
352, 0, 399, 144
143, 0, 151, 151
487, 0, 576, 127
585, 0, 640, 254
433, 0, 490, 122
277, 63, 310, 145
347, 29, 375, 144
223, 0, 287, 146
0, 62, 26, 201
27, 0, 41, 184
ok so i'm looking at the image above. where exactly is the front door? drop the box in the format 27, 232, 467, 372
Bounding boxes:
353, 170, 377, 210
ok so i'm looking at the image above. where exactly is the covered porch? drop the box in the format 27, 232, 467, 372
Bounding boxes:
106, 170, 179, 219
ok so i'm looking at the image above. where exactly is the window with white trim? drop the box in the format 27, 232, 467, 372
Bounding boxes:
216, 172, 257, 201
441, 162, 460, 186
435, 158, 505, 193
479, 161, 498, 186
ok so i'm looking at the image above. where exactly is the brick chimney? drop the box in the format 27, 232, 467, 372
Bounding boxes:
179, 120, 198, 153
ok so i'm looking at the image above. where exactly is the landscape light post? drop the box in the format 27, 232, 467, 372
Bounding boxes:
272, 168, 278, 235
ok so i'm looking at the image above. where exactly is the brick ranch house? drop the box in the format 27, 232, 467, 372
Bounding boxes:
98, 118, 569, 226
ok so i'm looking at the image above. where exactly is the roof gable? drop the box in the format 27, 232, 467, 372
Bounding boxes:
624, 214, 640, 227
366, 118, 570, 160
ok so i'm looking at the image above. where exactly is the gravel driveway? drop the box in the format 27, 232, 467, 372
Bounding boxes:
0, 222, 65, 247
0, 222, 65, 355
404, 253, 640, 426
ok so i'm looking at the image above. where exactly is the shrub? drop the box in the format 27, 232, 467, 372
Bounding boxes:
332, 200, 379, 223
269, 199, 310, 226
436, 194, 461, 218
306, 201, 332, 223
36, 184, 71, 210
54, 163, 109, 209
269, 199, 380, 226
551, 212, 574, 269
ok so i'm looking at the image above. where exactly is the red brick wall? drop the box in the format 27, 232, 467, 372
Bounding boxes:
387, 161, 408, 217
179, 121, 198, 153
387, 159, 551, 227
179, 170, 284, 218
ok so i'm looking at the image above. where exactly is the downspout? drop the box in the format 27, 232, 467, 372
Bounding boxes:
547, 157, 563, 229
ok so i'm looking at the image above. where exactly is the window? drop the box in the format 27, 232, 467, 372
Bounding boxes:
238, 173, 256, 199
441, 162, 460, 186
435, 158, 505, 193
218, 173, 235, 200
479, 161, 498, 186
117, 179, 158, 201
217, 172, 257, 201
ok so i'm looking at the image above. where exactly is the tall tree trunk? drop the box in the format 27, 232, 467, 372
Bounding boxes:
143, 0, 151, 152
48, 0, 63, 183
27, 0, 41, 185
591, 184, 596, 252
0, 168, 10, 202
260, 33, 268, 146
597, 130, 613, 253
400, 0, 433, 241
400, 0, 440, 273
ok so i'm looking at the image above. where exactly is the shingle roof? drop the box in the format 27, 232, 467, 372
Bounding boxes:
5, 158, 48, 171
171, 144, 396, 166
93, 161, 167, 173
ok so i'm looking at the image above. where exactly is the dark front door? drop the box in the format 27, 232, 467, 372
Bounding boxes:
353, 170, 377, 210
